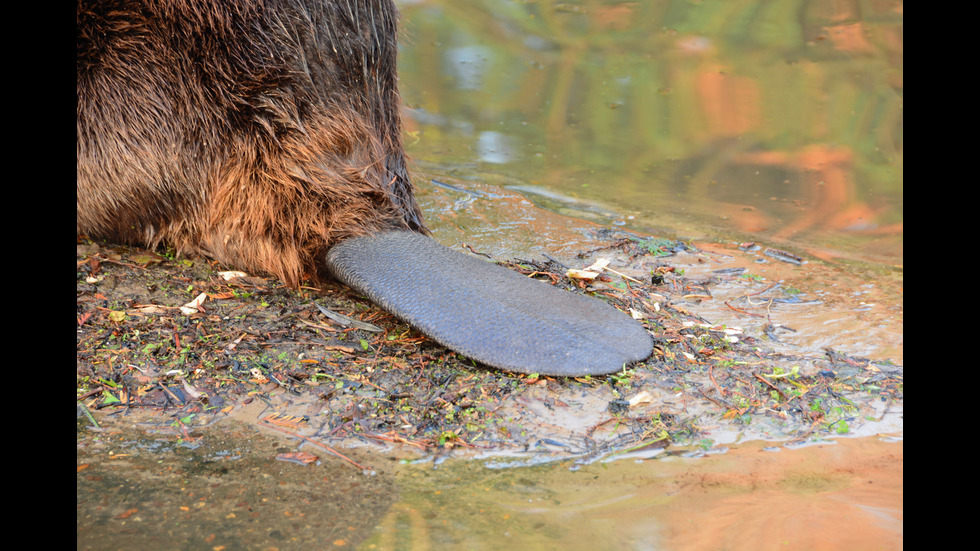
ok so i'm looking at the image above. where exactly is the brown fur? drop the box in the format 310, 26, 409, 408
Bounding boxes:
77, 0, 427, 286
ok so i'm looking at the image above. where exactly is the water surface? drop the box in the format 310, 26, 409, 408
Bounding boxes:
385, 4, 903, 549
77, 3, 903, 550
397, 0, 903, 269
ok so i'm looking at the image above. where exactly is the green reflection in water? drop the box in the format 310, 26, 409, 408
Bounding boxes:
397, 0, 902, 267
360, 438, 903, 551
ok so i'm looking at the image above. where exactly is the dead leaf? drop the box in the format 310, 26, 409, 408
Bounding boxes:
115, 508, 139, 520
180, 378, 205, 400
569, 257, 643, 284
315, 303, 382, 332
130, 252, 165, 266
263, 413, 308, 428
180, 292, 208, 315
582, 258, 612, 272
628, 390, 654, 406
275, 451, 318, 465
218, 271, 248, 281
566, 268, 601, 280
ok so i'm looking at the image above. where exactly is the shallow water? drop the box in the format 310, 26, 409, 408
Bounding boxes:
364, 437, 902, 551
384, 2, 904, 549
398, 0, 903, 269
77, 2, 902, 549
398, 0, 903, 365
77, 415, 902, 551
76, 417, 397, 550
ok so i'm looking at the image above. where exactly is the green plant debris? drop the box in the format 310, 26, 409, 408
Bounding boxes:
77, 235, 902, 460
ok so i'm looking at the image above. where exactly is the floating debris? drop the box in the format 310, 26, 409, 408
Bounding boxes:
763, 247, 805, 265
275, 451, 319, 465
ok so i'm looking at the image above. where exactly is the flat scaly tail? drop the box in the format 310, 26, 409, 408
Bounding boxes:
326, 231, 654, 376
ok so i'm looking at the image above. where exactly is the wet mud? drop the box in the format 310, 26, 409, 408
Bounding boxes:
77, 179, 902, 550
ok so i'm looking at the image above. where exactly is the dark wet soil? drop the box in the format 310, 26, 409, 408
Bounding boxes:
77, 230, 901, 453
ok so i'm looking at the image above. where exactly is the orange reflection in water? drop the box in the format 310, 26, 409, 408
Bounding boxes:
732, 145, 902, 262
619, 439, 903, 551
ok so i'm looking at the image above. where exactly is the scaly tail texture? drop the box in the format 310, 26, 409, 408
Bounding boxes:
327, 231, 654, 376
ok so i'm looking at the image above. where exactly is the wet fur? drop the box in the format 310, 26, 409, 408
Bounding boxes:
77, 0, 426, 286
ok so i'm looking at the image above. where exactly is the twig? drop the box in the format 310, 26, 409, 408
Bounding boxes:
362, 432, 428, 450
259, 418, 372, 471
708, 366, 727, 397
753, 372, 786, 399
603, 266, 643, 284
746, 282, 779, 297
76, 387, 105, 402
724, 300, 764, 317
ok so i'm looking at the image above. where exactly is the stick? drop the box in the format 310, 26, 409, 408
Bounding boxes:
259, 418, 372, 471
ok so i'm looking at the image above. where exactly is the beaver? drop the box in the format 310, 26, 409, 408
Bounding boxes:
76, 0, 653, 376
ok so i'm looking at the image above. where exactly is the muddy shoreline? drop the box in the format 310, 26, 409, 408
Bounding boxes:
77, 228, 902, 549
78, 411, 902, 550
77, 228, 901, 461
